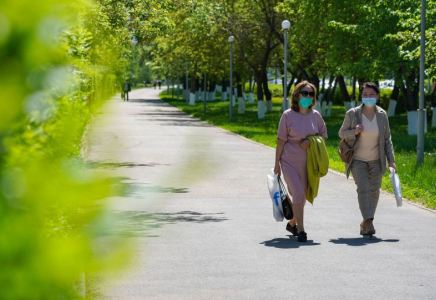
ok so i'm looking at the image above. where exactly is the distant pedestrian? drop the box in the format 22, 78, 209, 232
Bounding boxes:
158, 79, 162, 90
153, 80, 157, 89
339, 82, 397, 236
123, 80, 132, 101
274, 81, 328, 242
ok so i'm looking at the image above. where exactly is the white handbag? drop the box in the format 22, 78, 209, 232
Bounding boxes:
267, 170, 284, 222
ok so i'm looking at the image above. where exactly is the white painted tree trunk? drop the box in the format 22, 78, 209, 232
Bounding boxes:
184, 89, 189, 101
321, 101, 327, 116
208, 92, 215, 101
195, 91, 200, 102
238, 97, 245, 114
232, 95, 236, 107
266, 100, 273, 112
221, 91, 227, 101
351, 101, 356, 108
387, 100, 397, 117
216, 85, 222, 92
313, 101, 322, 114
407, 110, 427, 135
327, 101, 333, 116
248, 93, 254, 102
258, 101, 266, 119
189, 93, 196, 105
432, 107, 436, 127
282, 98, 289, 112
318, 93, 324, 102
344, 101, 352, 111
227, 87, 231, 96
243, 92, 247, 101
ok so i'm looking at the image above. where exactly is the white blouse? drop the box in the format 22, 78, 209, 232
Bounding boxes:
354, 114, 380, 162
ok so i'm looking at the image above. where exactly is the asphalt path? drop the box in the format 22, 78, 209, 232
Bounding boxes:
87, 87, 436, 300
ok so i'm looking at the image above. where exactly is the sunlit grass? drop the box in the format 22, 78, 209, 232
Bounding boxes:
161, 90, 436, 209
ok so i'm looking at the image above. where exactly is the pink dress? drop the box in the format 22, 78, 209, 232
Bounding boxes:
277, 109, 328, 204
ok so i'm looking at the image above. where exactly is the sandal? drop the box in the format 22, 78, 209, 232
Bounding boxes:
365, 219, 376, 235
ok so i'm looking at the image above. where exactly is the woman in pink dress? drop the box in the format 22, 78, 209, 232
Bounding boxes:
274, 81, 328, 242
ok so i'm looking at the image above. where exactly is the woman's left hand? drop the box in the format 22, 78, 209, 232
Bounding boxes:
389, 162, 397, 173
300, 139, 310, 150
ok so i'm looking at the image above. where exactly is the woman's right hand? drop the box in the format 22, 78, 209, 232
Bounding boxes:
274, 163, 281, 175
355, 124, 364, 135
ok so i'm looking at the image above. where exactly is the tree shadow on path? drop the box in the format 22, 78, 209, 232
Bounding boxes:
329, 237, 400, 247
128, 99, 169, 106
87, 161, 168, 169
134, 111, 187, 116
109, 210, 228, 237
260, 236, 321, 249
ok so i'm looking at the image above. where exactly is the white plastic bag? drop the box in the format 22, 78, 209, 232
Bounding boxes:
389, 167, 402, 207
267, 170, 284, 222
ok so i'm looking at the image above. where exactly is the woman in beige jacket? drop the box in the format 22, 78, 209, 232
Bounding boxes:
339, 82, 396, 236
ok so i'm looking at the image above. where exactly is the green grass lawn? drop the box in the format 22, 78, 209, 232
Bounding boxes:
160, 91, 436, 209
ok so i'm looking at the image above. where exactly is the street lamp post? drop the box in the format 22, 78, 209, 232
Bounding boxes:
282, 20, 291, 111
417, 0, 426, 164
203, 73, 207, 113
177, 78, 180, 101
185, 62, 189, 104
228, 36, 235, 121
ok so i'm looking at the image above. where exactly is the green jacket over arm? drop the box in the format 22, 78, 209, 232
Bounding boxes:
306, 135, 329, 204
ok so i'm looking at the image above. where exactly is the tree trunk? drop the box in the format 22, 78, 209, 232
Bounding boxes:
221, 79, 226, 90
262, 71, 271, 101
310, 74, 320, 93
295, 71, 303, 86
324, 76, 335, 102
337, 75, 351, 102
190, 75, 196, 93
399, 70, 418, 111
298, 65, 310, 81
236, 73, 243, 97
351, 77, 356, 101
390, 84, 400, 100
182, 76, 187, 90
431, 80, 436, 107
357, 78, 366, 101
287, 76, 295, 97
254, 71, 264, 101
331, 78, 339, 104
248, 77, 253, 93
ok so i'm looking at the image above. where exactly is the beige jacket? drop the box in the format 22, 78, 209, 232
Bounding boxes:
338, 105, 395, 178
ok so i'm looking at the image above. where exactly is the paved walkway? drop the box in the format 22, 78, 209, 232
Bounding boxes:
87, 88, 436, 299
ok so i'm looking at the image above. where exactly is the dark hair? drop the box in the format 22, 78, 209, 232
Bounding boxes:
360, 82, 380, 95
291, 81, 317, 112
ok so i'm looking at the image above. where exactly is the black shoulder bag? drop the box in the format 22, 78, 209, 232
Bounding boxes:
278, 176, 293, 220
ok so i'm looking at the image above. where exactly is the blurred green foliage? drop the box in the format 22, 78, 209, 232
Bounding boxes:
0, 0, 134, 298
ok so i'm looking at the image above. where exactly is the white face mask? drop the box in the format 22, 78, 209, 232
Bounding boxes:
362, 97, 377, 107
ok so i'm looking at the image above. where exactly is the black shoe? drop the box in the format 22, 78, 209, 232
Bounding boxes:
286, 223, 298, 236
297, 231, 307, 242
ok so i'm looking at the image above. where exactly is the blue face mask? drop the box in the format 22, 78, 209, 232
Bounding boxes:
299, 97, 313, 109
362, 97, 377, 107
